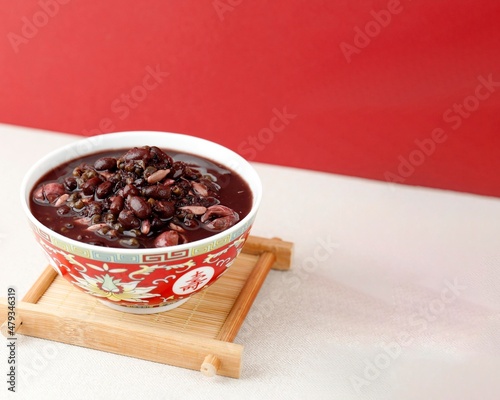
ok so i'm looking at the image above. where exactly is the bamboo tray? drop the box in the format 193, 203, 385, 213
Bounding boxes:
0, 236, 292, 378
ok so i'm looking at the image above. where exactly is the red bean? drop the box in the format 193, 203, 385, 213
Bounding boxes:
123, 147, 150, 161
81, 176, 103, 196
118, 210, 140, 229
142, 185, 170, 199
109, 195, 124, 215
123, 184, 140, 197
128, 195, 151, 219
153, 200, 175, 219
94, 157, 116, 171
96, 181, 114, 199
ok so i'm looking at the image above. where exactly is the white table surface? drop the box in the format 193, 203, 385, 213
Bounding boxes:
1, 123, 499, 400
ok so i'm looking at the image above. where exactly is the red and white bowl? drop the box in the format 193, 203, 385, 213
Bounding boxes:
20, 131, 262, 314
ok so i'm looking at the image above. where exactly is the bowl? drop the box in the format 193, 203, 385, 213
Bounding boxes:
20, 131, 262, 314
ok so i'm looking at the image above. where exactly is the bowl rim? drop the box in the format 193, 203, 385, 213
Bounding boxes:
20, 130, 262, 255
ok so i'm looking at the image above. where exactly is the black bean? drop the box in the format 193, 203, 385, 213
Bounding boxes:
150, 217, 166, 230
150, 146, 173, 166
170, 161, 185, 179
63, 176, 77, 191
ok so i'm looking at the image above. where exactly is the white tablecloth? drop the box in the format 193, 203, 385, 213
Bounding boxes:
1, 123, 499, 400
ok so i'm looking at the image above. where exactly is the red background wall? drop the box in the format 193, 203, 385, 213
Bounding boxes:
1, 1, 500, 197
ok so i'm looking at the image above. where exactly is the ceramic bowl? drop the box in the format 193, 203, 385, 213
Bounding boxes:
20, 131, 261, 314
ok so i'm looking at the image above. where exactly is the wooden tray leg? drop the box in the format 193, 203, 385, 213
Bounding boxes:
1, 266, 58, 337
200, 251, 276, 376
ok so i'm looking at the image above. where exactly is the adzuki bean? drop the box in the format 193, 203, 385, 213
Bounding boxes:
96, 181, 114, 199
94, 157, 117, 171
30, 146, 252, 248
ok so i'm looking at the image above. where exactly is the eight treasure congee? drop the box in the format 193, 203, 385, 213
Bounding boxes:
29, 146, 252, 249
